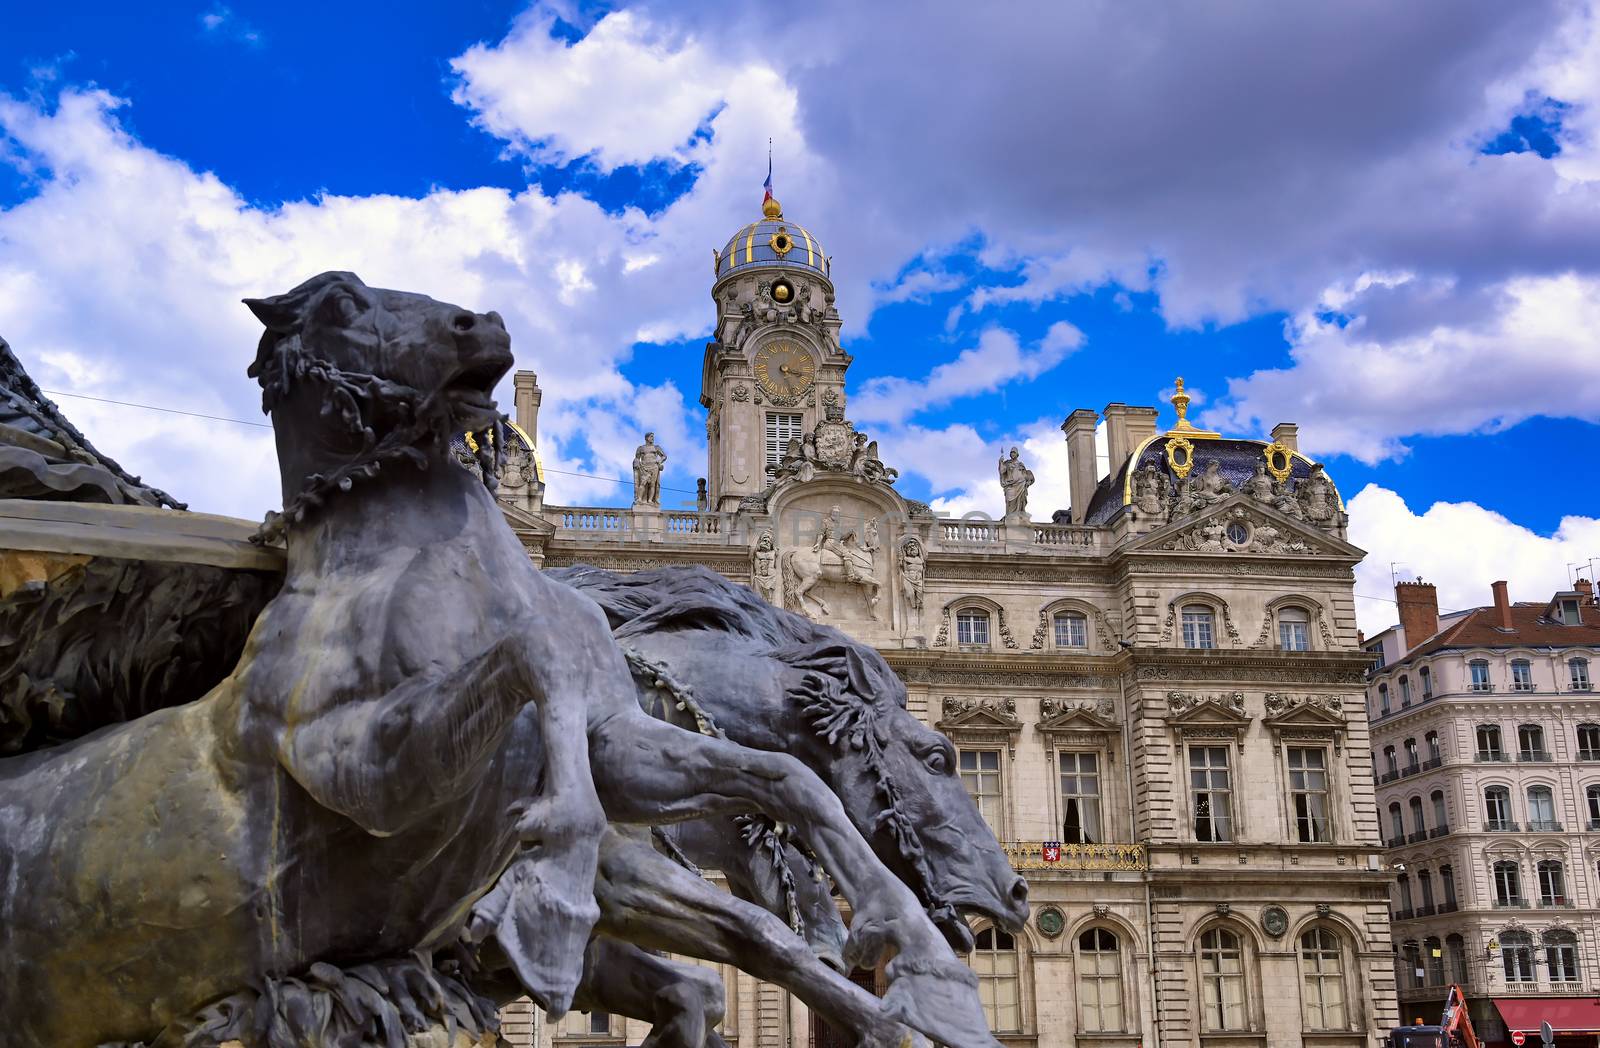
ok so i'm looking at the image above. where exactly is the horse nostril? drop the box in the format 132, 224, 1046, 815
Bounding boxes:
1010, 877, 1029, 905
452, 312, 475, 332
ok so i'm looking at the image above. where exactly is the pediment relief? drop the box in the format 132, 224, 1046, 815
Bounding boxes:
937, 696, 1020, 734
1262, 693, 1345, 726
1165, 691, 1251, 737
1037, 697, 1119, 735
1131, 498, 1360, 558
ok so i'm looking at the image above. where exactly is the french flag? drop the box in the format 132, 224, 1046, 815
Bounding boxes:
763, 155, 774, 207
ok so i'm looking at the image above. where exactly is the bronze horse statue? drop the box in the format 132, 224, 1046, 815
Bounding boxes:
0, 273, 998, 1048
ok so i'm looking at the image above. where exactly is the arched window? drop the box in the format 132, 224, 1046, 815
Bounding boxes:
1518, 724, 1547, 761
1527, 785, 1557, 830
1387, 803, 1404, 842
1492, 859, 1523, 906
1182, 605, 1217, 650
1512, 658, 1534, 691
956, 609, 991, 648
1580, 724, 1600, 760
1404, 738, 1419, 770
1420, 666, 1433, 699
1476, 725, 1503, 760
1383, 746, 1398, 776
1076, 928, 1124, 1033
1199, 927, 1247, 1031
1378, 683, 1391, 715
1587, 785, 1600, 829
1483, 786, 1513, 830
1419, 869, 1436, 912
1278, 606, 1310, 651
1446, 933, 1467, 982
1546, 930, 1581, 982
1431, 790, 1448, 834
1053, 610, 1088, 649
1423, 935, 1444, 986
1537, 859, 1567, 906
1470, 659, 1492, 691
1408, 796, 1425, 836
1299, 927, 1346, 1029
1425, 731, 1441, 763
1398, 675, 1412, 706
1502, 930, 1535, 982
970, 926, 1021, 1033
1441, 865, 1457, 909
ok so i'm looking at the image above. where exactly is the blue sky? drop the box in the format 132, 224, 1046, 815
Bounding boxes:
2, 1, 1598, 631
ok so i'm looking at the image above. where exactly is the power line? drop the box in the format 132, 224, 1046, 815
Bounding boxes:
39, 387, 703, 496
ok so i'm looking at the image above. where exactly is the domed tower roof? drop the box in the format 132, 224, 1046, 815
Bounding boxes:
714, 194, 829, 282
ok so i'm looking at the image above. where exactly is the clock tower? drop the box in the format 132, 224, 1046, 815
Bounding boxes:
702, 192, 848, 511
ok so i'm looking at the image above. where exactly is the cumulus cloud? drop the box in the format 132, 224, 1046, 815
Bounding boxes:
1348, 484, 1600, 634
849, 322, 1082, 427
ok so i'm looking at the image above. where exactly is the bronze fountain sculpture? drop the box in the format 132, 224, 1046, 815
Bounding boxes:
0, 273, 1023, 1048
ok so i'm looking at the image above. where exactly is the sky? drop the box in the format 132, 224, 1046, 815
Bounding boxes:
2, 0, 1598, 634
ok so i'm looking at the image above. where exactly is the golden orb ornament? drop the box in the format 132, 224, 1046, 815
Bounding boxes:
773, 283, 791, 302
762, 195, 783, 219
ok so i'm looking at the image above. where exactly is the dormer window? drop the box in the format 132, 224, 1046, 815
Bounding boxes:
1558, 598, 1583, 625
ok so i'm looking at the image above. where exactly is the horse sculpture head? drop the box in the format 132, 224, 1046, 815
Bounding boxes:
244, 271, 513, 536
553, 564, 1029, 953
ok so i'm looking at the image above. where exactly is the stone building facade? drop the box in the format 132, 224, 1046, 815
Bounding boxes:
1368, 577, 1600, 1041
493, 195, 1397, 1047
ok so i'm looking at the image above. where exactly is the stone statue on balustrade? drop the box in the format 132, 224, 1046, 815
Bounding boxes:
632, 431, 667, 506
0, 272, 1015, 1048
998, 446, 1034, 521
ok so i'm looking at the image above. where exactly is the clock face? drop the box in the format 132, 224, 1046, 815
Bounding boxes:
753, 341, 816, 397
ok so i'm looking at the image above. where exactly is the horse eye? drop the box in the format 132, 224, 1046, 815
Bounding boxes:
924, 750, 949, 774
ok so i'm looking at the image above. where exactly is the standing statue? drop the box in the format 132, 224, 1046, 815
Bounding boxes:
696, 477, 709, 512
0, 273, 1001, 1048
900, 537, 927, 614
750, 529, 781, 605
1298, 462, 1338, 527
1133, 462, 1168, 517
998, 446, 1034, 519
633, 431, 668, 506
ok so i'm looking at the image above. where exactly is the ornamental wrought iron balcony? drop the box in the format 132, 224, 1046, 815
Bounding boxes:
1572, 681, 1594, 692
1415, 903, 1437, 917
1486, 820, 1521, 832
1421, 756, 1444, 771
1393, 907, 1415, 920
1581, 750, 1600, 762
1428, 825, 1451, 838
1589, 818, 1600, 831
1475, 751, 1511, 762
1380, 769, 1401, 783
1470, 682, 1495, 692
1528, 819, 1564, 832
1407, 830, 1429, 843
999, 841, 1147, 872
1539, 895, 1574, 908
1437, 900, 1460, 914
1493, 897, 1531, 909
1512, 681, 1537, 692
1519, 749, 1554, 762
1401, 762, 1422, 778
1384, 835, 1406, 848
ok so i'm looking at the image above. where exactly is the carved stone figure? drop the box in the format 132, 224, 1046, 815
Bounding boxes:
633, 431, 668, 506
863, 516, 881, 552
899, 536, 926, 613
696, 477, 709, 512
998, 446, 1035, 519
1169, 471, 1200, 520
0, 273, 1002, 1048
1298, 462, 1338, 527
750, 529, 781, 605
1191, 460, 1234, 508
785, 505, 880, 618
1242, 461, 1275, 502
1273, 477, 1305, 520
1133, 462, 1168, 517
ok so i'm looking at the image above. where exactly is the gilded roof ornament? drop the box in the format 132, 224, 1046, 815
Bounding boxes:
762, 195, 783, 219
1166, 375, 1220, 439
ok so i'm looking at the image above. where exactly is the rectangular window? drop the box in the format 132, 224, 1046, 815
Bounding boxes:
763, 413, 805, 470
1288, 747, 1330, 843
956, 610, 990, 647
959, 749, 1004, 833
1189, 746, 1233, 842
1560, 599, 1582, 625
1182, 607, 1216, 650
558, 1012, 615, 1039
1512, 660, 1534, 691
1581, 725, 1600, 760
1059, 752, 1102, 844
1470, 661, 1492, 691
1399, 676, 1412, 706
1573, 659, 1593, 691
1053, 612, 1088, 648
1420, 667, 1433, 698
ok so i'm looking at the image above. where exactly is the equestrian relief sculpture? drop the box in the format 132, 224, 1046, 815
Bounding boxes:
0, 272, 1023, 1048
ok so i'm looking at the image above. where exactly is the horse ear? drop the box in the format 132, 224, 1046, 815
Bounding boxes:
244, 271, 367, 333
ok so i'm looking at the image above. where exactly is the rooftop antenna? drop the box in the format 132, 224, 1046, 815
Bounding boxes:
1390, 561, 1405, 588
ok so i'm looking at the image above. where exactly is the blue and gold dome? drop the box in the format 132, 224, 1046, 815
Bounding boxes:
714, 195, 828, 281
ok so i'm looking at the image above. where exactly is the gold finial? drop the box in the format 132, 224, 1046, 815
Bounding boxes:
762, 195, 783, 219
1171, 376, 1190, 423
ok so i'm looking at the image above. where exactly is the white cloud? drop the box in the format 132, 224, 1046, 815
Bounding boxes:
849, 322, 1082, 427
1348, 484, 1600, 635
199, 5, 262, 46
875, 416, 1071, 521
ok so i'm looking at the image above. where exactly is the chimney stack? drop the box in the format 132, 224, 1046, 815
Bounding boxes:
1061, 409, 1099, 524
1270, 422, 1300, 453
1577, 578, 1595, 604
1492, 580, 1513, 629
513, 370, 542, 444
1102, 403, 1133, 475
1395, 580, 1439, 653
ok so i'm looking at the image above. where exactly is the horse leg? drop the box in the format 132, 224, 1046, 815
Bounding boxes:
589, 714, 996, 1048
593, 826, 920, 1048
571, 936, 728, 1048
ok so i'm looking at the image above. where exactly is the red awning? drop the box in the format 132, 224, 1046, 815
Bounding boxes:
1495, 997, 1600, 1034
